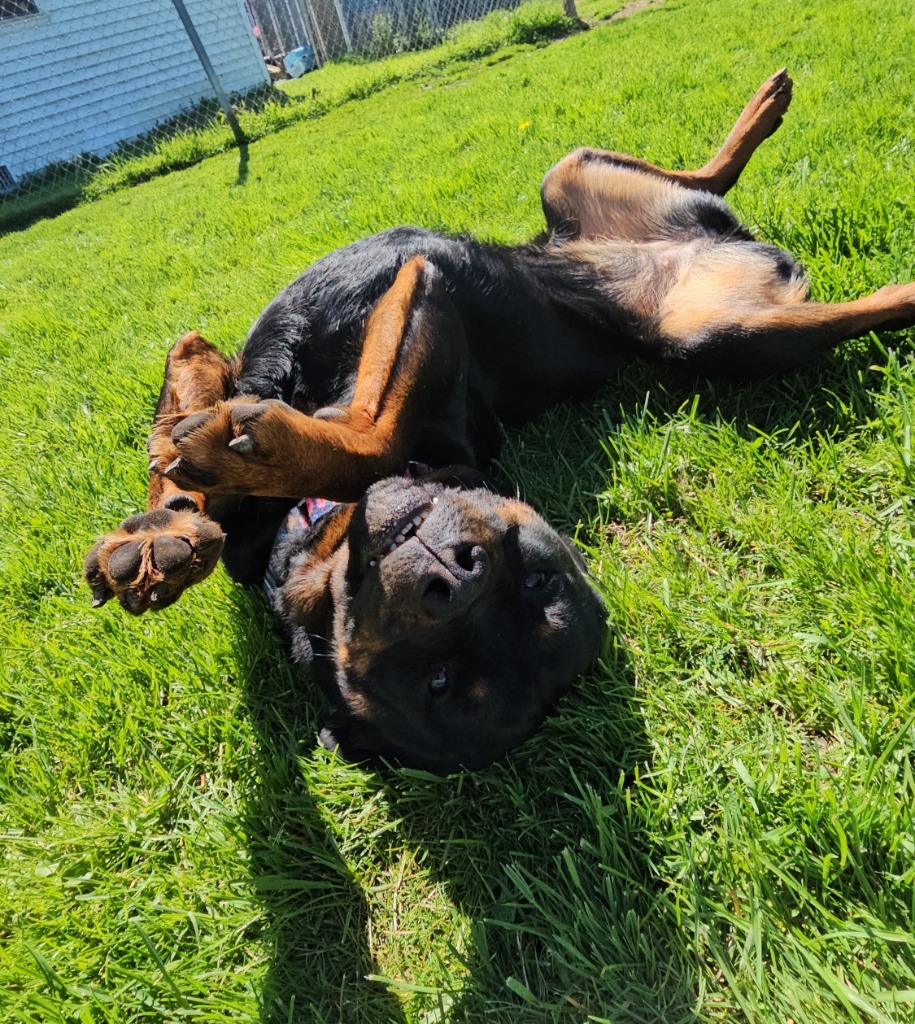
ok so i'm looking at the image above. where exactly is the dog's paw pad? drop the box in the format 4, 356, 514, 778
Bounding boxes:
151, 535, 193, 574
163, 491, 200, 512
171, 410, 215, 445
313, 405, 348, 421
107, 541, 144, 584
84, 508, 224, 615
121, 508, 175, 533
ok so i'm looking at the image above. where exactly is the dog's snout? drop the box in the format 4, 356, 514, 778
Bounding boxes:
419, 543, 490, 620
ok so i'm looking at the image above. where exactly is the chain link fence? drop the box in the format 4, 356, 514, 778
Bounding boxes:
251, 0, 547, 67
0, 0, 575, 229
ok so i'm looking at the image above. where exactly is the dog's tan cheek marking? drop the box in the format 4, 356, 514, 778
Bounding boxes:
344, 637, 386, 681
497, 500, 542, 528
343, 686, 377, 719
468, 679, 488, 703
285, 561, 335, 624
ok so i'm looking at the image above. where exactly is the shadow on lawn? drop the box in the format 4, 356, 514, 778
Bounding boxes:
373, 632, 700, 1023
236, 618, 408, 1024
229, 341, 894, 1022
237, 142, 250, 187
626, 340, 892, 448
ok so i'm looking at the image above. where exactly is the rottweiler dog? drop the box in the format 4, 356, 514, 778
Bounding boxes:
85, 70, 915, 770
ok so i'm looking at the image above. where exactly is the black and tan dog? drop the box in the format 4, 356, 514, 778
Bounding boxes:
85, 70, 915, 770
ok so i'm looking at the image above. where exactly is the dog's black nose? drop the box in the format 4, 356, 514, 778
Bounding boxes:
419, 543, 490, 620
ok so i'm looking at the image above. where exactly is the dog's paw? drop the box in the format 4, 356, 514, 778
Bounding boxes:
153, 399, 293, 493
84, 507, 225, 614
750, 68, 793, 138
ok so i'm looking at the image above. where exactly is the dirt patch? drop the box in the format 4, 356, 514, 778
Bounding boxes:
596, 0, 667, 25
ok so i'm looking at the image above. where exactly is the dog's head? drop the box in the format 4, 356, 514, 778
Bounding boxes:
272, 474, 606, 772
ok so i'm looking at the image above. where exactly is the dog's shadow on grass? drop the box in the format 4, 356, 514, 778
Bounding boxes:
497, 340, 898, 541
233, 609, 409, 1024
236, 601, 698, 1022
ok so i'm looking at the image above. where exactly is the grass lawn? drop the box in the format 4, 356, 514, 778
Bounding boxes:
2, 0, 915, 1020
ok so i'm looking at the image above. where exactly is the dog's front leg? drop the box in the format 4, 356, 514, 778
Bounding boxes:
84, 332, 234, 613
157, 257, 468, 503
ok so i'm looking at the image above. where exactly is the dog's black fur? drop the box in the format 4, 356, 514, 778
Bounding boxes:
85, 71, 915, 770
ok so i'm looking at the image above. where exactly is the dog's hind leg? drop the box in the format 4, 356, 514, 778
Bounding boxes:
84, 332, 235, 613
688, 67, 793, 195
158, 257, 470, 503
654, 273, 915, 378
540, 69, 792, 239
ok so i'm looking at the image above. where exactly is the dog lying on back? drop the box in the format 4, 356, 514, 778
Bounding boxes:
85, 70, 915, 771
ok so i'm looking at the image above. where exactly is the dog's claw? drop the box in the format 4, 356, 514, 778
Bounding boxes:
163, 457, 183, 476
91, 585, 110, 608
228, 433, 254, 452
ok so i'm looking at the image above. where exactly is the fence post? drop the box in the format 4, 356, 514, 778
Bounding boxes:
169, 0, 247, 145
302, 0, 330, 65
329, 0, 353, 50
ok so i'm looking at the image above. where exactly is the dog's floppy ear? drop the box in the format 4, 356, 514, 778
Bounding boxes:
318, 713, 387, 764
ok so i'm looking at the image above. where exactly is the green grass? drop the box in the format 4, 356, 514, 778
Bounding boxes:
2, 0, 915, 1020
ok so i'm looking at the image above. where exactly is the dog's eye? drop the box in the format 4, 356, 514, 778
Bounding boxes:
429, 667, 449, 695
523, 570, 547, 590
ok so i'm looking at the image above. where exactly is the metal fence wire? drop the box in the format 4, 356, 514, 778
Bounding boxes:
0, 0, 569, 224
252, 0, 528, 66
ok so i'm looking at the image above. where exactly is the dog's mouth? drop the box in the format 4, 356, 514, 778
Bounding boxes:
347, 479, 519, 612
372, 497, 437, 562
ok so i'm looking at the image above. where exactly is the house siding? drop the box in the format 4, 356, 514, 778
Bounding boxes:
0, 0, 268, 180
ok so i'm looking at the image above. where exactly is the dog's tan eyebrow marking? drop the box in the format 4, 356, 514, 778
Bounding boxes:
498, 501, 541, 527
344, 632, 389, 679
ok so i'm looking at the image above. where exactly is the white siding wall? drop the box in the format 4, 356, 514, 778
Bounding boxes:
0, 0, 269, 180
